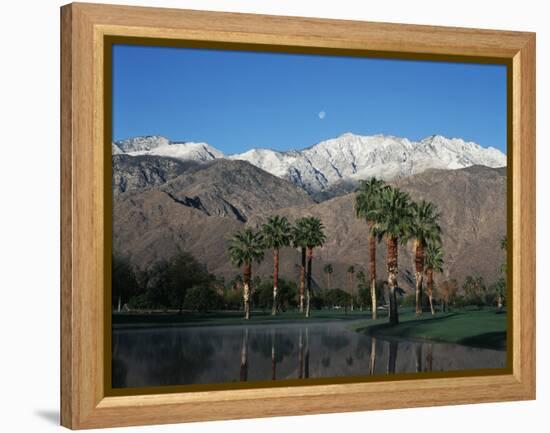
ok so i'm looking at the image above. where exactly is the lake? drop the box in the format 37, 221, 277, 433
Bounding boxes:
112, 321, 506, 388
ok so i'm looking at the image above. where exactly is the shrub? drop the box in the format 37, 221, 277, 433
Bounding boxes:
399, 292, 416, 308
183, 286, 223, 312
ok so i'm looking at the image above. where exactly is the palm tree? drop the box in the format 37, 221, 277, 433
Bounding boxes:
347, 265, 355, 311
409, 200, 441, 315
374, 186, 413, 325
261, 215, 293, 315
292, 218, 310, 313
425, 241, 444, 315
228, 228, 265, 320
302, 216, 327, 318
323, 263, 334, 290
355, 177, 388, 320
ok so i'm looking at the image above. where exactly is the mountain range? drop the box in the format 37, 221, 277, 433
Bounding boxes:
112, 133, 506, 194
112, 147, 507, 294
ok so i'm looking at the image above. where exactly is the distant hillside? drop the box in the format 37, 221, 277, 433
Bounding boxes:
113, 159, 314, 270
113, 155, 506, 296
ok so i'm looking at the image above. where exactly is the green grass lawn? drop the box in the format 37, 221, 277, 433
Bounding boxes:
351, 307, 507, 350
112, 308, 371, 329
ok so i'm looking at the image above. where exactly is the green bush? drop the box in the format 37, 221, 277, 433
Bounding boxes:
399, 293, 416, 308
222, 289, 243, 310
112, 255, 140, 310
142, 252, 215, 311
183, 286, 223, 312
310, 294, 325, 310
324, 288, 350, 309
126, 293, 150, 310
253, 278, 298, 311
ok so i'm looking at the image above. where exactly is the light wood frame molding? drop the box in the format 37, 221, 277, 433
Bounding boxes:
60, 2, 536, 429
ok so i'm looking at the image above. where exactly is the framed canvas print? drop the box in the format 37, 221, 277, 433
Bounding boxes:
60, 2, 536, 429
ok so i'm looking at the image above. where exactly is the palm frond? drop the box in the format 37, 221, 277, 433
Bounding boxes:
227, 228, 265, 267
261, 215, 293, 249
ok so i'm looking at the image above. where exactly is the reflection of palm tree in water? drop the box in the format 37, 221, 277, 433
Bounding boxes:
369, 337, 377, 375
304, 327, 310, 379
271, 329, 276, 380
414, 343, 422, 373
387, 340, 398, 374
240, 328, 249, 381
298, 328, 304, 379
298, 327, 310, 379
426, 344, 433, 372
112, 333, 128, 388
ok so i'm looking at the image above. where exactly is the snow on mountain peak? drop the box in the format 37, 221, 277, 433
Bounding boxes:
113, 133, 506, 193
115, 135, 170, 153
113, 136, 224, 162
229, 133, 505, 192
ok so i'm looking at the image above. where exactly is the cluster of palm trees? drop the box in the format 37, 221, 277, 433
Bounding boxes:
355, 178, 444, 324
228, 215, 326, 320
228, 177, 445, 325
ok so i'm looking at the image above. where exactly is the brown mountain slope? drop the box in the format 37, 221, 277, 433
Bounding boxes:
113, 159, 314, 272
114, 161, 506, 295
242, 165, 506, 293
112, 154, 199, 195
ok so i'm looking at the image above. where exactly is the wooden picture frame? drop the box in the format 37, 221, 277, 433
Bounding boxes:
60, 2, 535, 429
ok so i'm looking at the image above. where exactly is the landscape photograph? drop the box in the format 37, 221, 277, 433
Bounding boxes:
110, 44, 508, 389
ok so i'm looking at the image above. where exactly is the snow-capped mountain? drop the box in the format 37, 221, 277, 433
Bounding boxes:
230, 133, 506, 193
113, 133, 506, 193
113, 135, 224, 162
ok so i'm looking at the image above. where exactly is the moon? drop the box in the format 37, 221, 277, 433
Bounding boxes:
318, 111, 326, 120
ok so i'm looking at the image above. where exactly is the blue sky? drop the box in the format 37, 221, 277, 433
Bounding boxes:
112, 44, 507, 154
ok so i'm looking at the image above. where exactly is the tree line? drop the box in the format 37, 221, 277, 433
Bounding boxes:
113, 178, 507, 324
227, 215, 326, 319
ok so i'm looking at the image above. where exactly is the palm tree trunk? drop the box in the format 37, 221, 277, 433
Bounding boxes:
414, 240, 425, 316
299, 247, 306, 313
272, 248, 279, 316
243, 264, 251, 320
387, 236, 399, 325
368, 226, 377, 320
426, 267, 435, 315
306, 247, 313, 318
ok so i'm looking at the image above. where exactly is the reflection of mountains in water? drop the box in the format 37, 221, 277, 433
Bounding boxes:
112, 323, 506, 388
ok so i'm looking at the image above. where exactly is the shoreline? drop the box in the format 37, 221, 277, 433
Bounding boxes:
112, 308, 506, 351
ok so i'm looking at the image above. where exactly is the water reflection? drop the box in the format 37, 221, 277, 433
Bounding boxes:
387, 340, 398, 374
414, 343, 422, 373
369, 337, 376, 376
426, 344, 433, 372
112, 322, 506, 388
240, 328, 248, 382
271, 329, 276, 380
